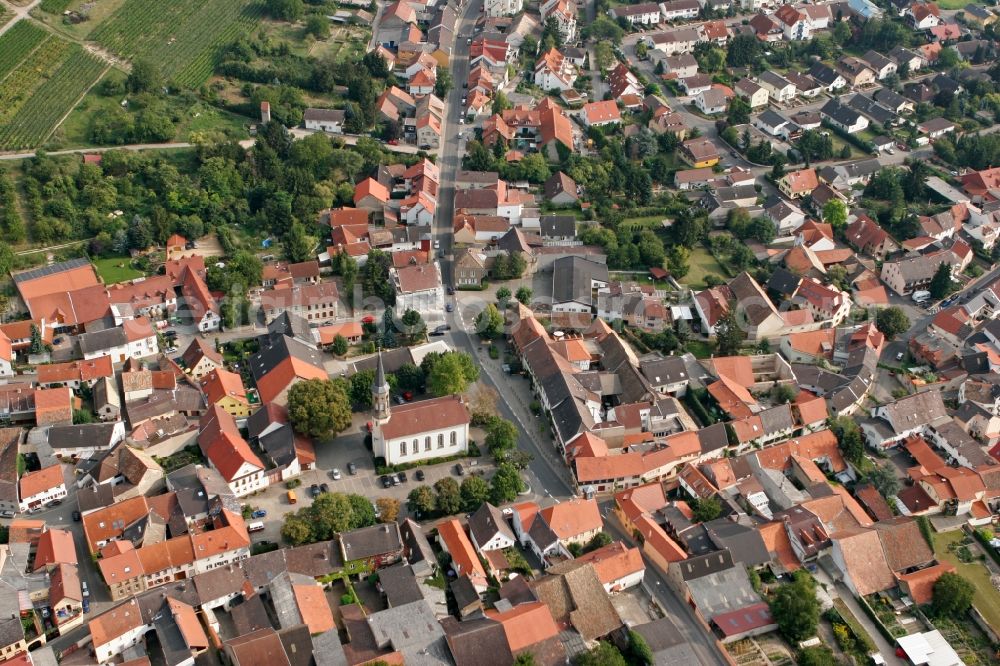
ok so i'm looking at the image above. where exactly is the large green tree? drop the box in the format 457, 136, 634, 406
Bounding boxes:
575, 642, 627, 666
460, 476, 490, 512
928, 262, 955, 300
715, 310, 745, 356
434, 477, 462, 515
875, 306, 910, 339
426, 351, 479, 396
286, 378, 352, 438
490, 463, 524, 504
408, 485, 437, 516
770, 571, 819, 642
932, 572, 975, 617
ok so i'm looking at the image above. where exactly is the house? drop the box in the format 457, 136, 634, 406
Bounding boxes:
534, 48, 578, 92
468, 502, 516, 552
963, 3, 996, 26
18, 465, 66, 512
749, 13, 782, 41
548, 541, 645, 593
35, 387, 73, 427
846, 214, 896, 259
45, 421, 125, 461
907, 1, 941, 29
665, 54, 698, 80
303, 108, 346, 133
680, 138, 720, 167
919, 117, 956, 140
889, 46, 923, 73
544, 172, 578, 206
484, 0, 522, 17
837, 56, 876, 87
200, 368, 250, 418
371, 360, 471, 465
454, 248, 489, 287
609, 2, 663, 24
735, 79, 769, 109
880, 247, 962, 296
248, 334, 327, 405
808, 62, 847, 92
864, 392, 947, 448
392, 263, 444, 317
774, 4, 811, 40
259, 282, 340, 324
695, 87, 732, 115
679, 73, 712, 96
36, 356, 114, 389
551, 256, 609, 314
779, 168, 819, 198
198, 405, 267, 497
608, 62, 642, 100
541, 0, 577, 41
660, 0, 700, 20
180, 338, 223, 380
830, 528, 896, 597
862, 50, 897, 80
78, 318, 160, 363
753, 109, 791, 137
820, 98, 869, 134
581, 100, 622, 127
512, 498, 602, 563
438, 519, 489, 591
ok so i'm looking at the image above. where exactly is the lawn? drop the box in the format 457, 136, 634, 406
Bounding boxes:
620, 215, 668, 229
93, 256, 143, 284
682, 246, 727, 289
685, 340, 715, 358
934, 531, 1000, 632
32, 0, 130, 40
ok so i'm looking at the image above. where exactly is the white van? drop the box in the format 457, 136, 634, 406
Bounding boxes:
912, 290, 931, 304
248, 521, 265, 533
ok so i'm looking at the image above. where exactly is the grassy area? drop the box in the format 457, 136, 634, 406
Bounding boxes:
685, 340, 715, 358
682, 246, 727, 289
52, 69, 248, 148
32, 0, 130, 40
620, 215, 667, 229
934, 531, 1000, 632
936, 0, 970, 7
93, 256, 143, 284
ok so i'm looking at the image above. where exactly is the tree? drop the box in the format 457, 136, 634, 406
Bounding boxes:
831, 416, 864, 466
331, 334, 349, 356
715, 310, 745, 356
727, 34, 762, 67
408, 485, 437, 516
626, 631, 654, 666
495, 286, 512, 305
304, 14, 330, 38
427, 351, 479, 396
282, 516, 313, 545
690, 496, 722, 523
475, 303, 504, 339
435, 67, 453, 98
284, 220, 314, 263
797, 646, 837, 666
586, 16, 624, 44
928, 262, 955, 299
727, 97, 751, 125
770, 571, 819, 642
937, 46, 959, 70
832, 19, 852, 45
73, 409, 95, 424
485, 418, 518, 455
932, 572, 975, 617
29, 325, 44, 355
822, 199, 848, 231
460, 476, 490, 512
516, 286, 533, 305
583, 532, 613, 553
381, 307, 397, 349
267, 0, 303, 20
875, 306, 910, 339
376, 498, 400, 523
490, 463, 524, 504
594, 42, 615, 71
434, 477, 462, 515
575, 642, 627, 666
394, 363, 425, 393
492, 91, 512, 116
400, 309, 426, 338
286, 379, 352, 438
126, 59, 160, 94
666, 245, 690, 280
869, 464, 901, 499
347, 494, 377, 528
514, 655, 538, 666
770, 383, 797, 404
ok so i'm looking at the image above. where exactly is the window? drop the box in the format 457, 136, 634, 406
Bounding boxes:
425, 437, 431, 452
413, 439, 419, 453
438, 434, 444, 449
450, 431, 457, 446
400, 441, 407, 457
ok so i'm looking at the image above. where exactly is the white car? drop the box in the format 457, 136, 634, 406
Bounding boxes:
433, 239, 440, 249
332, 468, 342, 480
896, 352, 904, 361
459, 117, 465, 125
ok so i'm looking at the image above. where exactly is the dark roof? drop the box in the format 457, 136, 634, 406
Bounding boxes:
539, 215, 577, 239
468, 502, 515, 548
12, 257, 91, 285
284, 541, 342, 578
441, 616, 513, 666
552, 256, 609, 306
698, 422, 731, 454
248, 334, 325, 384
278, 624, 318, 666
768, 267, 802, 297
756, 109, 789, 129
450, 574, 482, 613
339, 522, 403, 561
809, 62, 842, 86
0, 429, 21, 504
231, 594, 273, 636
632, 617, 699, 663
821, 98, 864, 127
704, 520, 771, 567
674, 548, 735, 581
266, 312, 314, 346
78, 327, 128, 355
845, 93, 897, 125
48, 422, 120, 449
260, 425, 298, 469
639, 355, 689, 387
378, 563, 424, 607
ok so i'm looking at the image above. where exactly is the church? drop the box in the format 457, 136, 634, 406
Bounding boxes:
370, 353, 472, 465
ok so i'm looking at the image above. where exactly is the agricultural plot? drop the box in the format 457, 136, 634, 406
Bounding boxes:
0, 20, 47, 78
0, 42, 105, 150
91, 0, 264, 87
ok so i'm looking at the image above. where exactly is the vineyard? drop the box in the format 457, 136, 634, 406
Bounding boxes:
0, 21, 106, 150
91, 0, 264, 88
0, 45, 105, 150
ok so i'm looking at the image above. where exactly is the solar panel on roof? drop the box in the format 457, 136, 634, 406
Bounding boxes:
12, 257, 91, 283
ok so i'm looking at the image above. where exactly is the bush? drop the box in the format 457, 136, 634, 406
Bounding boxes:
286, 478, 302, 489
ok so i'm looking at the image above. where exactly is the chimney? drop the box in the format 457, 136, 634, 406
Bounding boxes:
261, 101, 271, 124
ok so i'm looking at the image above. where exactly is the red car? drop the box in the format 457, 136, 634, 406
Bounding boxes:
362, 315, 375, 324
402, 391, 413, 401
388, 139, 398, 145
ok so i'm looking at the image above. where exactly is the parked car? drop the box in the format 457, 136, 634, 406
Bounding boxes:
251, 509, 267, 519
402, 391, 413, 401
320, 483, 330, 493
446, 303, 454, 312
331, 468, 342, 480
310, 483, 320, 498
455, 463, 465, 476
896, 352, 905, 361
399, 470, 408, 483
415, 469, 425, 481
392, 474, 401, 486
447, 286, 455, 295
347, 462, 357, 475
393, 394, 405, 405
381, 475, 392, 488
72, 510, 81, 521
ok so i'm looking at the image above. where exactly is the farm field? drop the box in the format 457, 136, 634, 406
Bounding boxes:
0, 21, 107, 150
90, 0, 265, 87
32, 0, 130, 41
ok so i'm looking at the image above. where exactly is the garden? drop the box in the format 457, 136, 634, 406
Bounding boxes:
935, 530, 1000, 633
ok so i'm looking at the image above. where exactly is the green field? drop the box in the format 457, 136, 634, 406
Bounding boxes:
682, 246, 728, 290
90, 0, 264, 87
934, 531, 1000, 633
93, 256, 144, 284
0, 22, 106, 150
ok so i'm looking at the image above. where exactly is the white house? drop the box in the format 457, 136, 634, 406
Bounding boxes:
78, 317, 159, 363
19, 465, 67, 513
758, 71, 797, 103
372, 391, 471, 466
303, 108, 346, 134
695, 88, 730, 115
468, 503, 517, 552
392, 263, 444, 317
485, 0, 522, 17
581, 100, 622, 127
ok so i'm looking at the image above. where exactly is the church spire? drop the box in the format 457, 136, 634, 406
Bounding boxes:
372, 349, 391, 422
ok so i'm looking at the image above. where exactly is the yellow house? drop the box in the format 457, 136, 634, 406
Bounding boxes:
680, 138, 720, 168
200, 368, 251, 418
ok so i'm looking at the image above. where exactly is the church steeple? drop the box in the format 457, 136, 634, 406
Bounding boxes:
372, 350, 391, 422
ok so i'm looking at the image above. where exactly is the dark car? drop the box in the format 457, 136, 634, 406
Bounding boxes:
447, 286, 455, 295
429, 330, 445, 337
251, 509, 267, 519
415, 469, 425, 481
455, 463, 465, 476
381, 475, 392, 488
71, 510, 81, 522
310, 483, 320, 498
399, 470, 408, 483
320, 483, 330, 493
163, 329, 178, 339
347, 462, 357, 475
